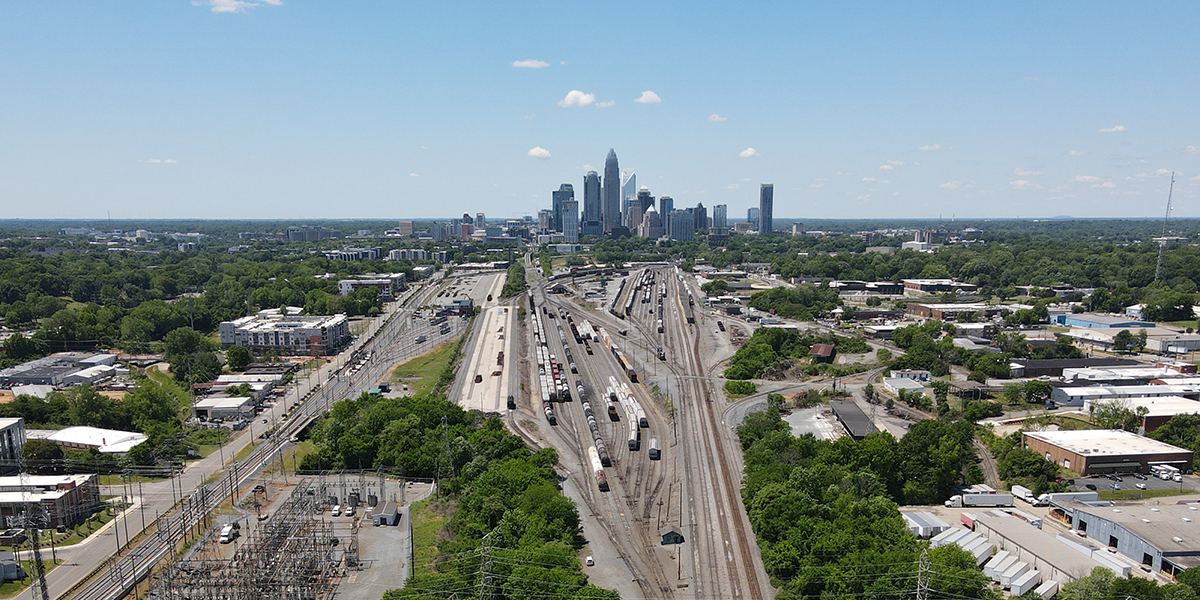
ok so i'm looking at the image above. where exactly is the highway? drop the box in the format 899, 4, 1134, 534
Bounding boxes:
39, 273, 463, 600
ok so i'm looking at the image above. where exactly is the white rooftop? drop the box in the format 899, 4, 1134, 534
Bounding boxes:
1089, 395, 1200, 418
38, 426, 148, 454
1024, 429, 1190, 457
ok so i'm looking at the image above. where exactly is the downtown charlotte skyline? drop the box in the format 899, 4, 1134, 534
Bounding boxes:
2, 2, 1199, 220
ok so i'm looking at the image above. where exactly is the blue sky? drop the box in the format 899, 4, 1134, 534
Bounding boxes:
2, 1, 1198, 220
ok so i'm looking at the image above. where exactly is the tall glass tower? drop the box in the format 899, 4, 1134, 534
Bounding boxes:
552, 184, 573, 232
759, 184, 774, 234
602, 149, 621, 233
582, 171, 603, 236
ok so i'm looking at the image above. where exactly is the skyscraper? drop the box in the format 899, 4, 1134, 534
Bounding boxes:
562, 198, 579, 243
475, 212, 486, 230
640, 205, 663, 239
713, 204, 728, 228
627, 188, 647, 233
693, 203, 709, 234
759, 184, 774, 234
602, 150, 621, 233
669, 210, 695, 241
552, 184, 574, 232
748, 207, 760, 225
620, 169, 637, 220
659, 196, 674, 237
582, 171, 603, 236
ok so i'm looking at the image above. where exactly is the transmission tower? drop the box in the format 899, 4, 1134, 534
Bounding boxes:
16, 447, 49, 600
1155, 171, 1177, 281
915, 549, 931, 600
479, 530, 495, 600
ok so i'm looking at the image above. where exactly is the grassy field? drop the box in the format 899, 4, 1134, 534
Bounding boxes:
0, 559, 63, 598
389, 340, 460, 398
409, 498, 452, 580
145, 367, 193, 418
1097, 488, 1192, 501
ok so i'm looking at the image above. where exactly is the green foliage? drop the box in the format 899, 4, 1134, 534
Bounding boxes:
725, 380, 758, 397
1149, 414, 1200, 470
746, 284, 842, 321
1090, 399, 1144, 431
1059, 567, 1198, 600
962, 400, 1003, 422
538, 252, 553, 277
23, 439, 64, 473
500, 262, 528, 298
724, 327, 869, 379
701, 279, 729, 295
225, 345, 253, 371
737, 409, 995, 599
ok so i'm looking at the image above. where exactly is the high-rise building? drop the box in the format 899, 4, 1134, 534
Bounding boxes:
759, 184, 774, 235
582, 171, 603, 236
659, 196, 674, 237
640, 205, 663, 239
396, 221, 414, 237
693, 203, 709, 234
552, 184, 574, 232
627, 187, 649, 233
562, 198, 579, 243
620, 169, 637, 219
748, 207, 760, 226
538, 209, 553, 232
602, 150, 621, 233
475, 213, 486, 230
462, 213, 472, 224
713, 204, 728, 228
429, 221, 448, 241
669, 210, 695, 241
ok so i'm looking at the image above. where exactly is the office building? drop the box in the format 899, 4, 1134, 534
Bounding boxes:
670, 210, 695, 241
562, 198, 579, 243
713, 204, 728, 228
747, 207, 760, 227
602, 149, 621, 233
640, 205, 663, 239
461, 212, 472, 224
286, 225, 339, 242
660, 196, 675, 237
621, 169, 637, 218
792, 222, 805, 235
627, 189, 645, 232
759, 184, 774, 234
0, 474, 101, 528
693, 203, 709, 234
475, 213, 486, 230
582, 171, 603, 236
1022, 429, 1193, 475
538, 209, 553, 232
219, 309, 350, 356
552, 184, 574, 232
338, 279, 396, 302
395, 221, 414, 237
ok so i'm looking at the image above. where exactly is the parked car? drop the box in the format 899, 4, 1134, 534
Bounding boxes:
585, 556, 594, 567
332, 505, 342, 516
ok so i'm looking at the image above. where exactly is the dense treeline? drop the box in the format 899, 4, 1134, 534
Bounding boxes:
888, 320, 1083, 380
303, 391, 616, 600
737, 408, 994, 599
724, 327, 870, 380
1149, 414, 1200, 470
500, 262, 527, 298
1058, 566, 1200, 600
745, 284, 842, 321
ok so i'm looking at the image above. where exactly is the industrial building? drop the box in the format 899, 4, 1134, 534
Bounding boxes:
1052, 313, 1153, 329
901, 279, 979, 295
0, 353, 118, 387
1060, 364, 1190, 385
192, 396, 255, 421
1010, 357, 1140, 379
26, 425, 145, 454
907, 303, 999, 321
0, 474, 101, 528
829, 400, 876, 440
1078, 395, 1200, 433
972, 512, 1128, 586
1022, 429, 1193, 475
883, 377, 925, 396
1068, 501, 1200, 576
371, 502, 400, 526
1051, 383, 1200, 407
219, 309, 350, 356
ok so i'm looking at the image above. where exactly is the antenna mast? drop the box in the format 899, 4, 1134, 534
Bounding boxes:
1155, 171, 1176, 281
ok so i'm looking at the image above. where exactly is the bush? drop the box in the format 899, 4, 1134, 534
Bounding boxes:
725, 380, 758, 397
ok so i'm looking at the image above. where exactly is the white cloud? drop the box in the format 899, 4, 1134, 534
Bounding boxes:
146, 159, 161, 163
878, 165, 894, 170
420, 145, 429, 149
893, 191, 902, 196
1155, 168, 1174, 176
1127, 173, 1148, 181
523, 114, 536, 120
739, 147, 759, 158
1186, 145, 1200, 154
708, 114, 728, 122
560, 61, 566, 65
164, 159, 178, 164
596, 100, 615, 108
726, 184, 740, 190
1009, 179, 1043, 190
193, 0, 279, 13
741, 178, 752, 182
939, 181, 960, 189
527, 146, 552, 160
1023, 76, 1043, 81
144, 158, 177, 164
1191, 176, 1200, 181
1092, 181, 1116, 188
1066, 150, 1088, 156
861, 177, 877, 182
512, 59, 549, 69
1074, 175, 1102, 183
1013, 168, 1041, 176
581, 164, 594, 171
810, 184, 825, 188
1098, 125, 1127, 133
918, 144, 942, 151
633, 91, 662, 104
857, 194, 872, 200
409, 173, 420, 178
557, 90, 595, 107
886, 160, 904, 166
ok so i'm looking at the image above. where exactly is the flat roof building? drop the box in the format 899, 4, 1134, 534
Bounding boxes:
1078, 395, 1200, 433
219, 310, 349, 356
1022, 429, 1193, 475
902, 279, 979, 295
1052, 383, 1200, 406
0, 474, 101, 528
26, 426, 146, 454
974, 512, 1126, 584
829, 400, 877, 440
192, 396, 255, 421
1052, 313, 1153, 329
1068, 500, 1200, 576
1010, 357, 1140, 379
883, 377, 926, 396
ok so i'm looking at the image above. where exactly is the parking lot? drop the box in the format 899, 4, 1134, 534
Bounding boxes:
1071, 472, 1199, 494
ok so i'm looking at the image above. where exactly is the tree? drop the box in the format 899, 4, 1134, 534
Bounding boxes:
226, 345, 253, 371
1113, 329, 1134, 353
3, 333, 46, 361
930, 381, 949, 407
1024, 380, 1053, 403
864, 383, 876, 402
767, 393, 786, 411
1090, 399, 1140, 431
23, 439, 64, 473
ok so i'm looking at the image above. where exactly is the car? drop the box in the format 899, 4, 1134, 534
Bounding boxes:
1135, 483, 1147, 490
345, 506, 356, 517
475, 374, 483, 383
1133, 473, 1147, 480
1085, 484, 1097, 490
585, 556, 594, 567
1111, 483, 1121, 490
331, 505, 342, 516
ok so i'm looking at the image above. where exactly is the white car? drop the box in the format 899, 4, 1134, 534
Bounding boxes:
345, 506, 356, 517
1135, 483, 1147, 490
585, 556, 594, 567
331, 505, 341, 517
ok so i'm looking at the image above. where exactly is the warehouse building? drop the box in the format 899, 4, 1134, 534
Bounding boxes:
0, 474, 101, 528
1052, 314, 1153, 328
26, 426, 146, 455
219, 309, 349, 356
883, 377, 925, 396
1079, 395, 1200, 433
0, 420, 24, 474
1052, 383, 1200, 406
1010, 357, 1140, 379
192, 396, 255, 421
973, 512, 1128, 585
901, 279, 979, 295
1022, 429, 1193, 475
1068, 501, 1200, 577
907, 303, 999, 321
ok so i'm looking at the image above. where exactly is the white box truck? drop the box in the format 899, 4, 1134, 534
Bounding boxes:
945, 493, 1014, 508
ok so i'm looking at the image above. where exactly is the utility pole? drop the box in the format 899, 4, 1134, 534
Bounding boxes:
916, 549, 931, 600
479, 530, 495, 600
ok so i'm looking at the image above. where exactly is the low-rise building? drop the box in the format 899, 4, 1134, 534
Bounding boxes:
907, 303, 999, 321
973, 512, 1127, 584
902, 279, 978, 295
1010, 357, 1140, 379
883, 377, 926, 395
192, 396, 255, 421
1079, 395, 1200, 433
829, 400, 876, 440
338, 279, 395, 301
1053, 314, 1153, 329
0, 474, 101, 528
1022, 429, 1193, 475
1052, 383, 1200, 407
26, 426, 146, 455
219, 309, 350, 356
1068, 501, 1200, 577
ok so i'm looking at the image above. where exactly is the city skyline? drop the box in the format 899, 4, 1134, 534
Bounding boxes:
2, 2, 1199, 219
